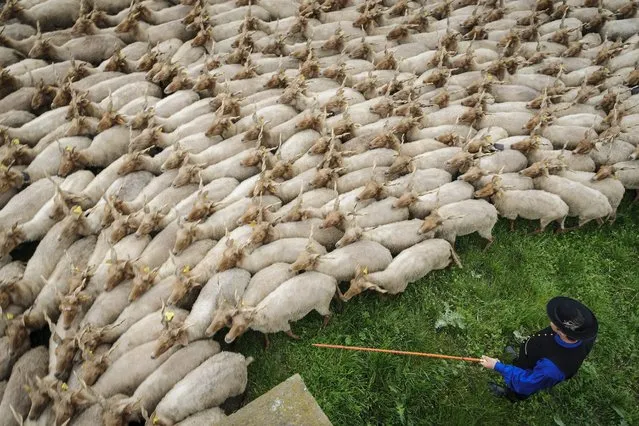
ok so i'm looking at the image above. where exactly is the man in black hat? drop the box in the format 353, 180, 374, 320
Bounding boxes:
480, 296, 598, 401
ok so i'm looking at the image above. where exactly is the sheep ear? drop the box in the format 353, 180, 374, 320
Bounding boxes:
177, 330, 189, 347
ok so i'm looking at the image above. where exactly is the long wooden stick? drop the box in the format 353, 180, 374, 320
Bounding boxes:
312, 343, 482, 363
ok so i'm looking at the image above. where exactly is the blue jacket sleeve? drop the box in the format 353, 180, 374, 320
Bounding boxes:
494, 358, 565, 396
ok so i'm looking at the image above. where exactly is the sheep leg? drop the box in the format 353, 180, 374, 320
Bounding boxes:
509, 220, 515, 231
482, 238, 494, 252
263, 333, 270, 350
285, 329, 301, 340
321, 314, 331, 329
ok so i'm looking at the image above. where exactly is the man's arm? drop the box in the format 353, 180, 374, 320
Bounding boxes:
492, 358, 565, 396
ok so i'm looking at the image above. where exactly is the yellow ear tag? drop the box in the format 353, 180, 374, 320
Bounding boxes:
105, 259, 112, 265
6, 313, 13, 320
153, 415, 160, 425
164, 311, 175, 322
61, 383, 68, 391
72, 205, 83, 215
143, 266, 150, 273
11, 138, 20, 145
65, 145, 73, 152
485, 135, 493, 142
362, 267, 368, 275
486, 74, 493, 82
182, 265, 191, 274
249, 221, 257, 227
23, 385, 31, 392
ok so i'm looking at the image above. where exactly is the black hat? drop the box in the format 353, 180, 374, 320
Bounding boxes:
547, 297, 598, 340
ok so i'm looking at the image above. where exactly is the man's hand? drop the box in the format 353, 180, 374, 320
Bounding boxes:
480, 355, 500, 370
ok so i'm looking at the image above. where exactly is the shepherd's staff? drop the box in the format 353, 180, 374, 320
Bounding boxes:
312, 343, 482, 363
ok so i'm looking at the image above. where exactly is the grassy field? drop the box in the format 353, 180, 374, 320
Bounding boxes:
235, 198, 639, 426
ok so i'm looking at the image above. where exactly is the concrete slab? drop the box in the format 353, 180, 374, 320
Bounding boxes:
219, 374, 333, 426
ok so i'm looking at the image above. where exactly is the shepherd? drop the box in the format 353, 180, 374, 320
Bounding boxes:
480, 296, 598, 402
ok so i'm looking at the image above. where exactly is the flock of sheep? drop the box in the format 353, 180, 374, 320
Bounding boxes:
0, 0, 638, 423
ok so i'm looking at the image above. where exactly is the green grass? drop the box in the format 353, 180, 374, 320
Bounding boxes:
235, 198, 639, 426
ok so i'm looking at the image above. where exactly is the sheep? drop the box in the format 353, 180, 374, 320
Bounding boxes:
475, 176, 570, 232
152, 352, 250, 425
104, 340, 222, 424
291, 240, 392, 282
8, 171, 94, 248
104, 308, 190, 361
477, 150, 529, 173
205, 262, 296, 338
23, 236, 97, 329
0, 107, 72, 147
172, 196, 281, 254
239, 237, 328, 274
156, 240, 216, 282
153, 269, 251, 359
419, 199, 499, 248
342, 239, 460, 300
557, 170, 625, 220
2, 216, 82, 308
0, 346, 48, 426
532, 174, 613, 228
269, 219, 344, 248
225, 270, 337, 345
91, 341, 179, 399
413, 147, 463, 172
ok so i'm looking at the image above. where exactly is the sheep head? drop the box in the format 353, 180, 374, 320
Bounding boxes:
593, 165, 615, 181
173, 222, 199, 255
167, 270, 202, 305
59, 286, 91, 330
445, 151, 475, 173
135, 205, 169, 237
128, 126, 162, 153
58, 144, 85, 177
105, 256, 135, 292
6, 317, 28, 352
474, 175, 503, 199
386, 155, 414, 177
53, 336, 78, 380
0, 162, 26, 192
192, 23, 213, 47
129, 107, 156, 130
206, 115, 239, 139
394, 190, 418, 208
193, 72, 217, 95
101, 397, 139, 426
217, 239, 246, 272
129, 264, 159, 302
28, 36, 54, 59
290, 242, 321, 272
335, 226, 362, 248
419, 211, 443, 234
187, 193, 217, 222
172, 161, 202, 188
152, 319, 189, 359
49, 81, 72, 109
51, 386, 94, 426
0, 223, 25, 256
1, 139, 35, 166
26, 375, 58, 420
97, 107, 126, 132
31, 80, 56, 110
204, 306, 235, 337
357, 179, 385, 201
458, 165, 486, 182
103, 48, 129, 73
224, 310, 255, 343
341, 266, 386, 301
80, 349, 113, 386
165, 70, 193, 95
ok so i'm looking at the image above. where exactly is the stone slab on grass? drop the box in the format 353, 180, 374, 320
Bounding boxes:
219, 374, 332, 426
